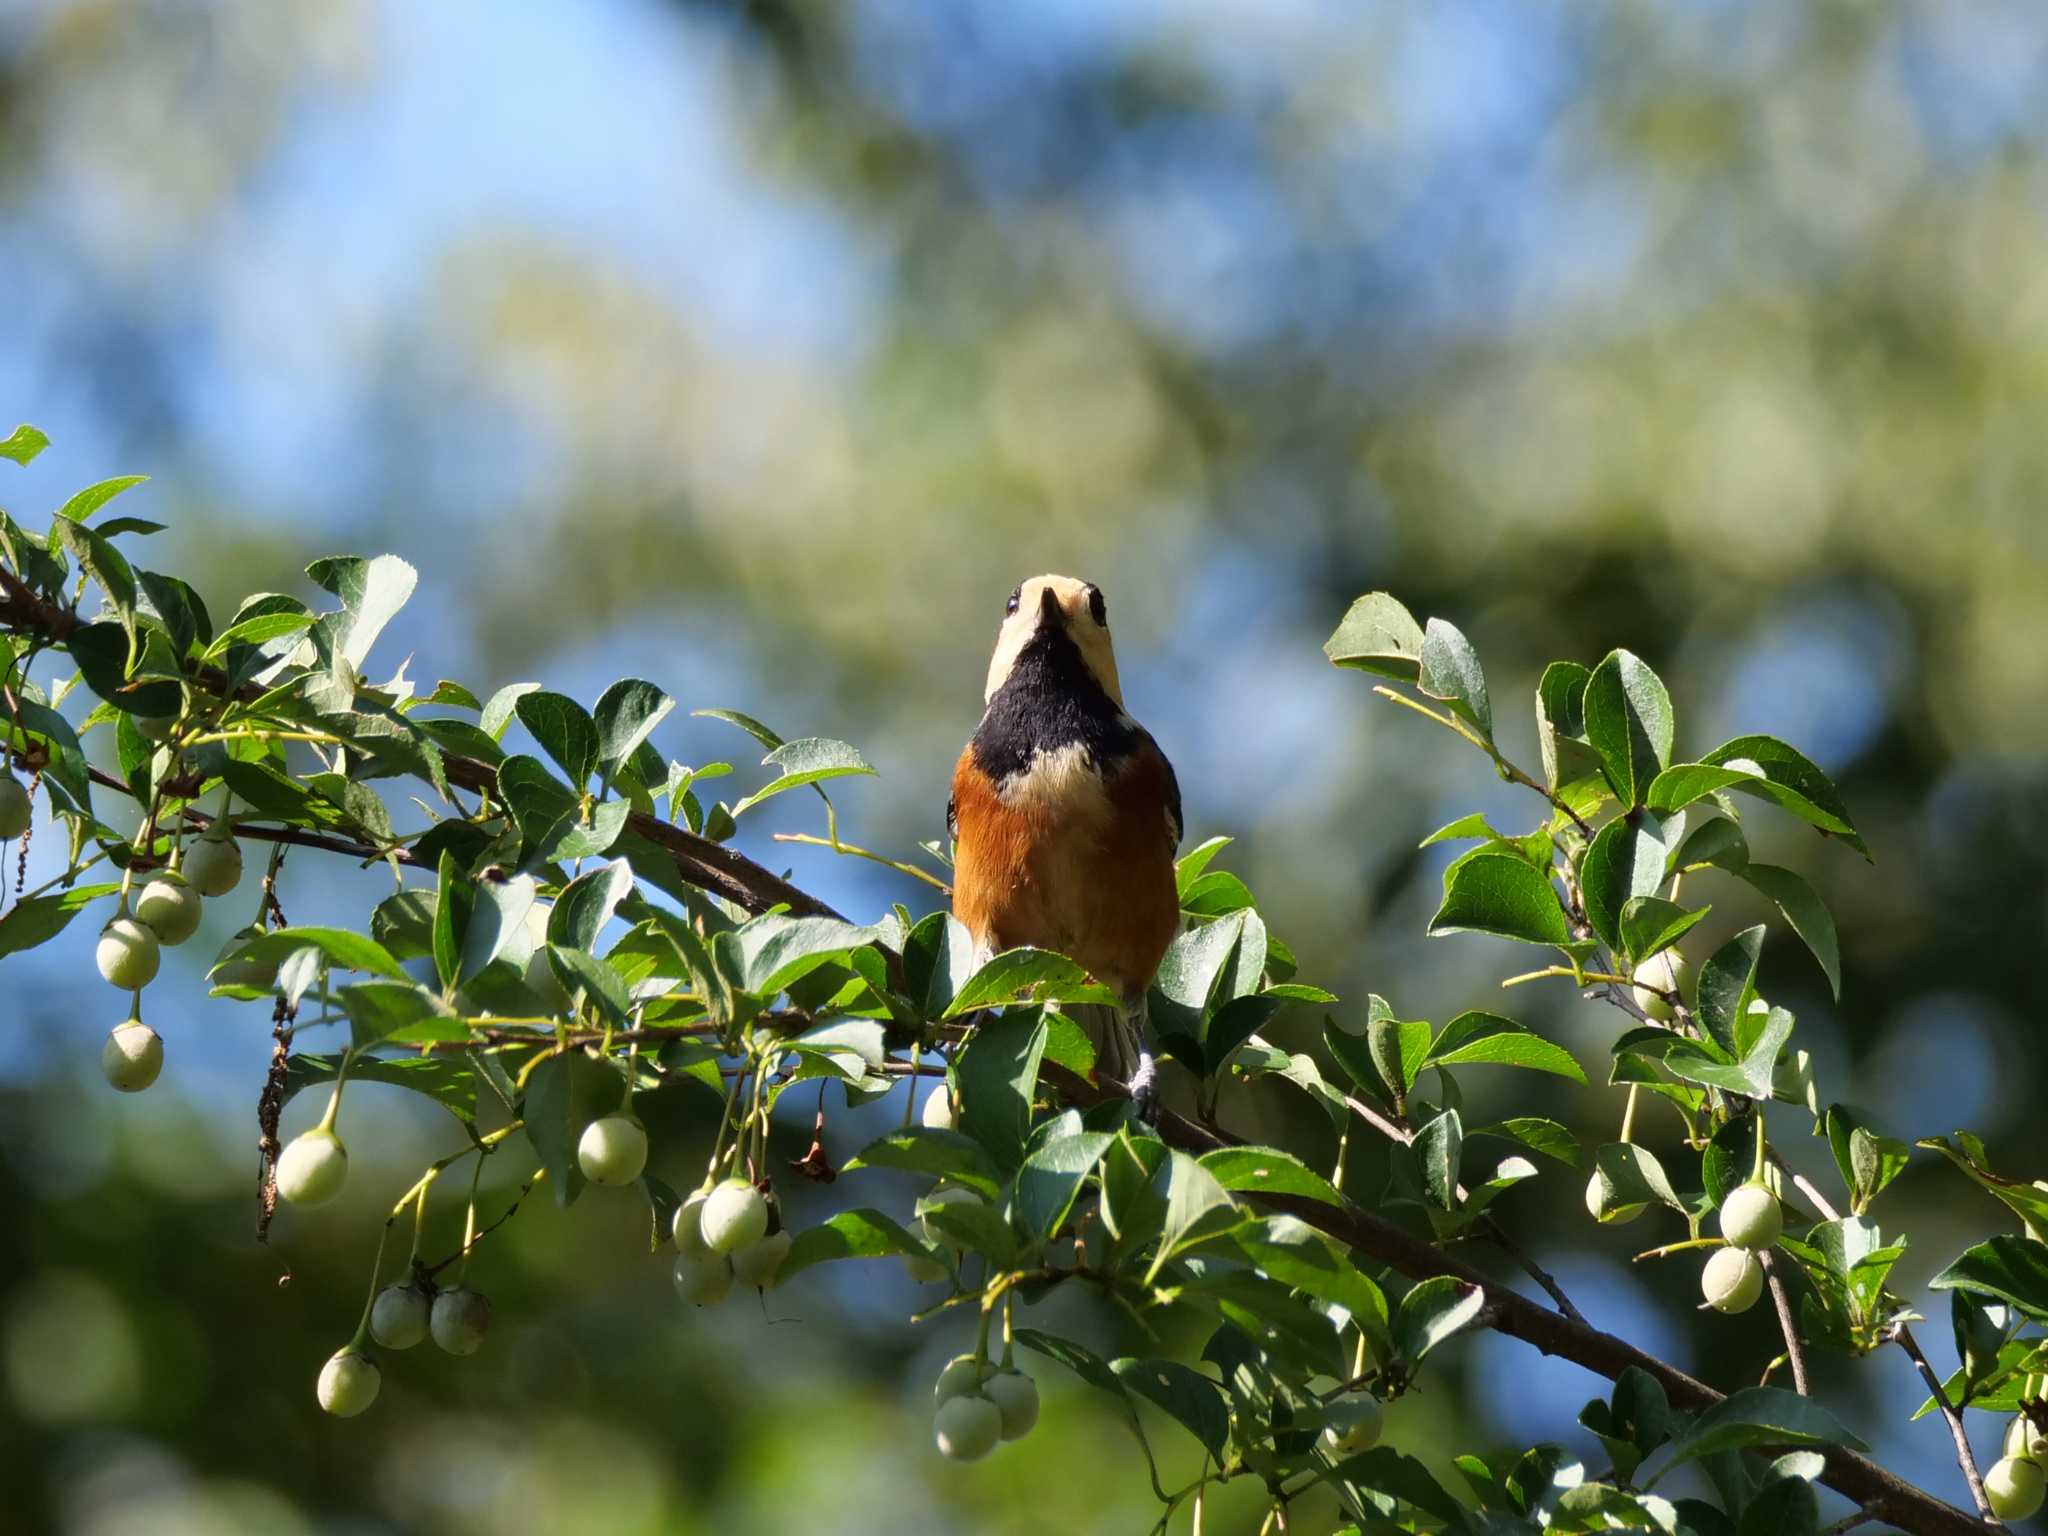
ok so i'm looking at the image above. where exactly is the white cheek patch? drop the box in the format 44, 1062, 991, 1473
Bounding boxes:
996, 741, 1110, 820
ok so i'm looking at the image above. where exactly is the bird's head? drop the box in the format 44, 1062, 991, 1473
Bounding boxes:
984, 574, 1123, 707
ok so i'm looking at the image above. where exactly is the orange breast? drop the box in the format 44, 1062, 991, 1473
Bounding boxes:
950, 742, 1180, 1000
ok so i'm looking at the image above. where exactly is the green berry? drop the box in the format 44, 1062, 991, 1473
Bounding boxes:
101, 1020, 163, 1092
921, 1083, 955, 1131
275, 1127, 349, 1207
699, 1178, 769, 1254
1319, 1393, 1384, 1457
901, 1252, 949, 1284
673, 1252, 734, 1306
984, 1369, 1040, 1441
934, 1354, 995, 1405
672, 1192, 711, 1257
1718, 1182, 1783, 1251
1632, 949, 1692, 1021
2006, 1414, 2046, 1461
181, 831, 242, 897
316, 1349, 380, 1417
0, 775, 30, 840
430, 1287, 492, 1355
370, 1283, 432, 1350
135, 872, 203, 946
96, 917, 161, 990
1585, 1168, 1644, 1225
1987, 1455, 2047, 1522
731, 1229, 793, 1288
1701, 1246, 1763, 1314
934, 1393, 1003, 1462
576, 1115, 648, 1186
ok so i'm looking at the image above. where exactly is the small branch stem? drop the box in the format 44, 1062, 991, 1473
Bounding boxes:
1895, 1324, 1996, 1523
1760, 1252, 1809, 1396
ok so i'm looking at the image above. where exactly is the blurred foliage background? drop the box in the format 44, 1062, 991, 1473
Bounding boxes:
3, 0, 2047, 1532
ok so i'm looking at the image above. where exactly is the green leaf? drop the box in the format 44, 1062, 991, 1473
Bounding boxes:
1696, 926, 1766, 1056
0, 882, 119, 959
1581, 816, 1671, 953
340, 983, 460, 1048
1326, 1447, 1467, 1525
945, 947, 1118, 1017
209, 926, 405, 982
692, 706, 785, 751
1536, 660, 1597, 791
457, 873, 536, 988
1740, 1470, 1818, 1536
52, 515, 139, 653
1198, 1147, 1344, 1206
306, 554, 417, 673
520, 1051, 618, 1206
1016, 1131, 1116, 1243
1428, 853, 1570, 946
959, 1009, 1050, 1175
1419, 617, 1491, 740
479, 682, 540, 741
0, 695, 91, 815
1583, 649, 1674, 809
544, 945, 634, 1025
514, 691, 600, 791
1930, 1237, 2048, 1324
1111, 1357, 1232, 1462
430, 852, 471, 993
843, 1127, 1003, 1198
1324, 592, 1425, 680
1014, 1328, 1161, 1478
201, 608, 316, 660
1470, 1117, 1582, 1167
65, 620, 179, 716
549, 860, 636, 953
136, 569, 208, 657
593, 678, 675, 777
285, 1052, 476, 1125
1425, 1011, 1586, 1083
1619, 897, 1710, 968
1737, 864, 1840, 1000
1671, 817, 1750, 876
780, 1209, 934, 1280
1147, 1151, 1239, 1279
1655, 737, 1867, 858
1916, 1134, 2048, 1239
498, 755, 627, 865
1175, 835, 1234, 895
57, 474, 149, 524
1232, 1216, 1390, 1353
921, 1198, 1020, 1267
1416, 1109, 1463, 1209
1591, 1142, 1685, 1213
729, 911, 879, 996
1662, 1388, 1866, 1469
731, 737, 877, 817
0, 425, 50, 465
1395, 1276, 1486, 1365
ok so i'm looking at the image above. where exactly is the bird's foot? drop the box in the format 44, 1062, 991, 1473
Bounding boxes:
1128, 1045, 1161, 1129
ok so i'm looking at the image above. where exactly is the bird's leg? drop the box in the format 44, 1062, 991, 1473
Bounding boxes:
1120, 987, 1160, 1127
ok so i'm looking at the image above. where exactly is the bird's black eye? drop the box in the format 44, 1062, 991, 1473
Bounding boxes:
1005, 585, 1021, 616
1086, 585, 1107, 626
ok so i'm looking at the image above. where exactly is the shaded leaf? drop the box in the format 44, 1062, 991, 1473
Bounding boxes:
1428, 853, 1570, 946
1324, 592, 1425, 681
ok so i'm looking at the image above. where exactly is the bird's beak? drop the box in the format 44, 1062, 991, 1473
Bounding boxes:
1037, 585, 1062, 625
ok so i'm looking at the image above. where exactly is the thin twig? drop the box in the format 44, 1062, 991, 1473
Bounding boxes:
1817, 1505, 1882, 1536
1895, 1323, 1997, 1523
1760, 1251, 1809, 1395
1483, 1217, 1591, 1327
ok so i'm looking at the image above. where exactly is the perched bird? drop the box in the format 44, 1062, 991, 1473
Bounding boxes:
948, 575, 1182, 1116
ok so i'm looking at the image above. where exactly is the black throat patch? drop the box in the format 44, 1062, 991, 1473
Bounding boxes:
971, 620, 1138, 784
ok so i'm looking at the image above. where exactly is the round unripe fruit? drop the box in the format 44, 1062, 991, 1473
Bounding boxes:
2007, 1413, 2047, 1461
0, 776, 30, 840
96, 918, 161, 990
101, 1020, 163, 1092
902, 1252, 949, 1284
934, 1393, 1003, 1462
699, 1178, 769, 1254
1320, 1393, 1384, 1457
673, 1252, 734, 1306
1632, 949, 1693, 1021
181, 832, 242, 897
934, 1354, 995, 1405
316, 1349, 380, 1417
430, 1287, 492, 1355
576, 1115, 648, 1186
919, 1185, 984, 1251
672, 1192, 711, 1256
1718, 1182, 1783, 1251
275, 1128, 349, 1207
1987, 1455, 2047, 1522
984, 1369, 1040, 1441
921, 1083, 955, 1131
1585, 1168, 1645, 1225
132, 714, 180, 746
1702, 1246, 1763, 1314
134, 873, 203, 946
370, 1284, 432, 1350
731, 1229, 793, 1287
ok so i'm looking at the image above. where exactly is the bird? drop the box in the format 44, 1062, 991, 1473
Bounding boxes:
948, 575, 1182, 1119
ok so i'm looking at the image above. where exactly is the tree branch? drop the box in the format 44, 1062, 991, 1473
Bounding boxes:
1760, 1251, 1810, 1395
1895, 1323, 1997, 1524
